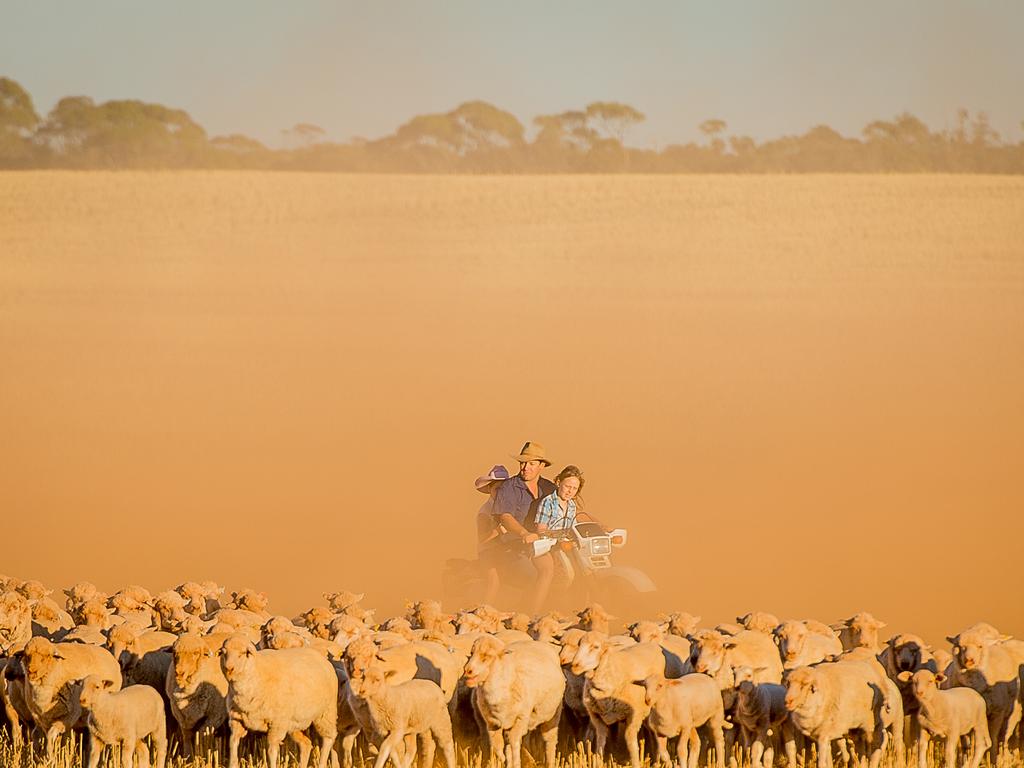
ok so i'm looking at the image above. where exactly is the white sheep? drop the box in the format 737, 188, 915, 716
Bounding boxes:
571, 633, 685, 768
947, 627, 1022, 757
348, 664, 456, 768
79, 674, 167, 768
831, 612, 886, 652
643, 672, 731, 768
774, 620, 843, 669
737, 612, 781, 634
464, 635, 564, 768
21, 636, 123, 753
898, 670, 990, 768
220, 633, 338, 768
694, 629, 783, 684
784, 661, 889, 768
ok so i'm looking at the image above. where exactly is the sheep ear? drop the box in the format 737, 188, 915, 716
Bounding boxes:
102, 678, 115, 689
946, 636, 958, 646
934, 673, 946, 684
897, 671, 912, 682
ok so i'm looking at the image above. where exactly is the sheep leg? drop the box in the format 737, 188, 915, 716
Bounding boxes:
624, 717, 643, 768
1004, 701, 1022, 758
752, 736, 765, 768
782, 722, 797, 768
677, 729, 691, 768
402, 733, 418, 768
508, 723, 528, 768
1, 686, 22, 750
228, 719, 247, 768
817, 738, 834, 768
86, 736, 104, 768
940, 734, 957, 768
915, 731, 930, 768
649, 734, 668, 766
590, 716, 610, 760
967, 728, 986, 768
485, 728, 505, 768
153, 726, 168, 768
267, 727, 290, 768
124, 738, 137, 768
374, 730, 405, 768
711, 723, 726, 768
866, 726, 884, 768
290, 729, 313, 768
136, 738, 150, 768
420, 732, 436, 768
179, 726, 195, 759
45, 721, 67, 755
338, 731, 358, 768
433, 719, 457, 768
688, 729, 701, 768
987, 709, 1008, 762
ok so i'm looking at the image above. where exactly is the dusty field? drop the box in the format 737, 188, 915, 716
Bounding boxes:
1, 172, 1022, 643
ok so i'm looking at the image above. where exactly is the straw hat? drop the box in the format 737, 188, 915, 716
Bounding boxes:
475, 465, 510, 493
511, 442, 552, 467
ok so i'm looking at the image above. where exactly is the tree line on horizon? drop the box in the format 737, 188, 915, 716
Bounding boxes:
2, 77, 1022, 173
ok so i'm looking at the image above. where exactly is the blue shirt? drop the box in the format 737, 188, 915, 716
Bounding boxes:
492, 474, 556, 528
534, 492, 578, 530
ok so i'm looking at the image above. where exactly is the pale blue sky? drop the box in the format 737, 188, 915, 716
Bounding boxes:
2, 1, 1021, 148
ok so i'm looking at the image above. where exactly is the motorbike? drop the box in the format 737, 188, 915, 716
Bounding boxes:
442, 521, 656, 612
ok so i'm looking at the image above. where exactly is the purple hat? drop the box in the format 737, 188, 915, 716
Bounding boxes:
474, 465, 510, 493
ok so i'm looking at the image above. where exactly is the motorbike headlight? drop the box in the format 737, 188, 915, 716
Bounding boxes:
592, 538, 611, 555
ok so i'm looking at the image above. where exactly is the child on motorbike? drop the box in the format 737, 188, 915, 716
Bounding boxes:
530, 465, 604, 613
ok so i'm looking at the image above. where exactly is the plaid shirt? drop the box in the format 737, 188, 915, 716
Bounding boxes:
534, 492, 577, 530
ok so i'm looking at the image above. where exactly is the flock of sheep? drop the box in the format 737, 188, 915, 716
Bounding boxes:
0, 574, 1021, 768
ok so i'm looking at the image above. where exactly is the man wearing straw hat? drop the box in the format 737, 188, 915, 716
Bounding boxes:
492, 441, 557, 544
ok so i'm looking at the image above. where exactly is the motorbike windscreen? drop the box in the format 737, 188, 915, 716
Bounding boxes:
574, 522, 606, 538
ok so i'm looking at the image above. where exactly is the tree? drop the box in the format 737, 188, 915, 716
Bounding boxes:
970, 111, 998, 147
283, 123, 326, 148
585, 102, 645, 145
450, 100, 525, 151
383, 101, 524, 169
36, 97, 207, 166
0, 77, 41, 165
699, 119, 727, 153
0, 77, 39, 134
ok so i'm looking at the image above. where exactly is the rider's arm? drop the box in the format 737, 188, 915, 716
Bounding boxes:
498, 513, 535, 541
